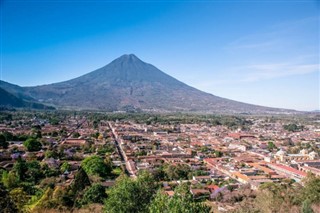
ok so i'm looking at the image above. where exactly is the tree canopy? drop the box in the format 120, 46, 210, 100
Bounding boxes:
23, 138, 42, 152
0, 183, 18, 212
0, 134, 9, 149
81, 183, 107, 205
104, 172, 157, 213
163, 163, 191, 180
283, 123, 304, 132
233, 173, 320, 213
81, 155, 112, 178
149, 190, 211, 213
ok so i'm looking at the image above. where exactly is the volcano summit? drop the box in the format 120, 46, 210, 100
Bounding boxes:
0, 54, 292, 113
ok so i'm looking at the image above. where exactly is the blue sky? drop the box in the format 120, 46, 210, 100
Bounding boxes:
1, 0, 319, 111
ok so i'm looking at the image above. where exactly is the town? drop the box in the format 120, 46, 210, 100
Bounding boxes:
0, 111, 319, 212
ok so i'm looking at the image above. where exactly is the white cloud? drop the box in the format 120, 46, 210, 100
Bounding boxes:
217, 16, 320, 84
240, 63, 319, 82
191, 59, 319, 89
226, 16, 319, 51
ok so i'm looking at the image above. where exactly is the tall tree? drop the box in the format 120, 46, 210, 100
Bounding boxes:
104, 172, 157, 213
81, 183, 107, 205
12, 157, 28, 182
300, 173, 320, 204
9, 188, 29, 212
1, 171, 18, 189
71, 167, 91, 194
0, 134, 9, 149
149, 189, 211, 213
0, 183, 18, 212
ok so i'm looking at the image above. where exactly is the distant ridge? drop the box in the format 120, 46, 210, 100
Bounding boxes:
0, 87, 55, 110
0, 54, 296, 113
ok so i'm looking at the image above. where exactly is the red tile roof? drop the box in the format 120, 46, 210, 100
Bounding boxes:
270, 163, 307, 177
206, 184, 220, 191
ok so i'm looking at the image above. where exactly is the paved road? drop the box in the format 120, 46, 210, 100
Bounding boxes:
108, 122, 137, 178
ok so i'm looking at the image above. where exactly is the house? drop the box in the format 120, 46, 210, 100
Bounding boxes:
0, 160, 15, 170
275, 149, 318, 163
228, 143, 247, 151
232, 172, 250, 184
267, 163, 307, 182
190, 189, 210, 199
61, 139, 87, 147
164, 190, 175, 197
298, 164, 320, 177
205, 184, 220, 193
228, 133, 255, 140
248, 163, 277, 175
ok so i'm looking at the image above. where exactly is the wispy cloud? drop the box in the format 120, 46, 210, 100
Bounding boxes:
217, 16, 320, 84
192, 58, 319, 88
226, 16, 319, 51
239, 62, 318, 82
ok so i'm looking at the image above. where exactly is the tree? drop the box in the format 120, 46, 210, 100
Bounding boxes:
11, 158, 44, 184
104, 172, 157, 213
97, 144, 115, 155
152, 167, 166, 181
81, 155, 111, 178
1, 171, 19, 189
300, 173, 320, 204
301, 199, 313, 213
50, 186, 74, 208
175, 156, 320, 213
0, 183, 18, 212
31, 187, 57, 211
149, 189, 211, 213
71, 167, 91, 194
42, 164, 59, 178
253, 181, 298, 213
148, 191, 168, 213
72, 132, 80, 138
2, 131, 14, 141
81, 184, 107, 205
49, 117, 60, 125
12, 157, 28, 182
283, 123, 304, 132
200, 146, 208, 153
26, 160, 43, 183
23, 138, 42, 152
214, 151, 223, 157
60, 162, 71, 173
9, 188, 29, 212
163, 163, 191, 180
51, 131, 59, 137
45, 150, 59, 159
0, 134, 9, 149
267, 141, 276, 150
34, 130, 42, 139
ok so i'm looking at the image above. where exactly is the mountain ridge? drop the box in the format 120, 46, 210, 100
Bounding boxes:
1, 54, 296, 113
0, 86, 55, 110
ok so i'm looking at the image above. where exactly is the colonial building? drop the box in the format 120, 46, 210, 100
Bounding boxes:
274, 149, 318, 163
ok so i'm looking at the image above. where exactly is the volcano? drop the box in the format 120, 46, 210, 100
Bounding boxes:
0, 54, 292, 113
